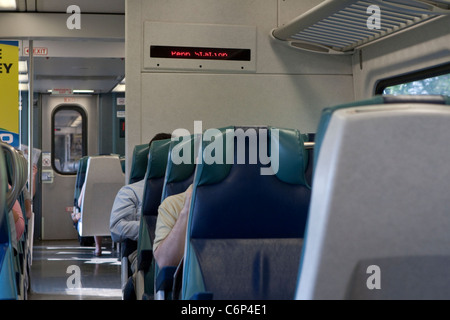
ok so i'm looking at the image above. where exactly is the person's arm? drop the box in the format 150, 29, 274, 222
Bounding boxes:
109, 186, 141, 242
24, 189, 32, 219
153, 186, 192, 268
12, 200, 25, 240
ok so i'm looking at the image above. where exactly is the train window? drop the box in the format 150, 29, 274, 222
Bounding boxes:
376, 63, 450, 96
51, 105, 87, 175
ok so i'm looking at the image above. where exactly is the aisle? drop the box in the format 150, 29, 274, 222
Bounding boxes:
28, 239, 122, 300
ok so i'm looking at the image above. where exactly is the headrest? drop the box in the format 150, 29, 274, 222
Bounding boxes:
189, 126, 311, 240
315, 95, 450, 165
75, 156, 89, 184
194, 126, 309, 187
275, 127, 309, 186
161, 135, 197, 200
78, 156, 89, 172
129, 144, 149, 184
147, 139, 171, 179
165, 134, 196, 184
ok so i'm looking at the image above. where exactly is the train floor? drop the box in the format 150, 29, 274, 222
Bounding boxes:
28, 238, 122, 300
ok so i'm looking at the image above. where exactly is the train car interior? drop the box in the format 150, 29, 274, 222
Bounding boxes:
0, 0, 449, 302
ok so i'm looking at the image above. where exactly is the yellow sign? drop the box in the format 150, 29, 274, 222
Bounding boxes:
0, 41, 19, 147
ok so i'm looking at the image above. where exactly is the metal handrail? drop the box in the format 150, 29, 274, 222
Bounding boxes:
304, 141, 315, 150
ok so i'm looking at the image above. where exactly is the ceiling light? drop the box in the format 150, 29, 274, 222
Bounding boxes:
19, 74, 28, 83
112, 84, 125, 92
73, 90, 94, 93
0, 0, 17, 10
19, 61, 27, 73
19, 83, 29, 91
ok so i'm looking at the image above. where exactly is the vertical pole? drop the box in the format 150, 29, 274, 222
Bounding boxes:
28, 40, 34, 206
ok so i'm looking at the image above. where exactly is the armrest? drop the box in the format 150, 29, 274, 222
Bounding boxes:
120, 239, 138, 259
155, 266, 177, 293
171, 258, 184, 300
137, 249, 153, 273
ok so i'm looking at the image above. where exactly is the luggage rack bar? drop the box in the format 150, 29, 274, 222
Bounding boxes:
272, 0, 450, 54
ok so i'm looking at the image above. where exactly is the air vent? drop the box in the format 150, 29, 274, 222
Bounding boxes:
35, 75, 119, 81
272, 0, 450, 54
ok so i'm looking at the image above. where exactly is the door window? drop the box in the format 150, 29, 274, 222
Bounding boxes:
52, 106, 87, 174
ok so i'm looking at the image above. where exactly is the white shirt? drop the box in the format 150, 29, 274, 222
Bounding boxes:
109, 179, 145, 242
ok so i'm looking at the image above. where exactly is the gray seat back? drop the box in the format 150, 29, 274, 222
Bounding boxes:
78, 155, 125, 236
297, 97, 450, 299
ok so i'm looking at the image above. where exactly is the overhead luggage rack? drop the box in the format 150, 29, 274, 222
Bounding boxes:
272, 0, 450, 54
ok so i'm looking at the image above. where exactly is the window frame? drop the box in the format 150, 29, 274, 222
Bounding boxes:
375, 62, 450, 95
51, 104, 88, 175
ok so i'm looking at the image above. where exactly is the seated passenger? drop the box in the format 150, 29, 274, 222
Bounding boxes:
11, 199, 25, 242
153, 185, 192, 269
109, 178, 144, 244
109, 133, 171, 298
7, 184, 25, 253
71, 181, 102, 255
110, 133, 172, 246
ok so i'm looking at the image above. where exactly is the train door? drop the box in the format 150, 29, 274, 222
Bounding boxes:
41, 94, 98, 240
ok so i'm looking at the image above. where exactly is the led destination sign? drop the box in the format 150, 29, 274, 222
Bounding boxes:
150, 45, 251, 61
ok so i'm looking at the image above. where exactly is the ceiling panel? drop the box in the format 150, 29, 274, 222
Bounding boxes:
2, 1, 126, 93
34, 0, 125, 13
32, 57, 124, 93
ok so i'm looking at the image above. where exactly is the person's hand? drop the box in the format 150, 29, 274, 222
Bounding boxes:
71, 211, 81, 223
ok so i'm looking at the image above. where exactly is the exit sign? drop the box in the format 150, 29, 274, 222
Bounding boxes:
24, 47, 48, 56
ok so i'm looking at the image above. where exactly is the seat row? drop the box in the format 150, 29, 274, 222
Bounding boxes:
124, 125, 314, 300
124, 94, 450, 300
0, 142, 33, 300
